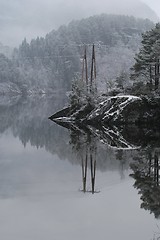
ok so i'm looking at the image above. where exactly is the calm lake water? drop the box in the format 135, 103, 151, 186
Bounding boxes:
0, 95, 159, 240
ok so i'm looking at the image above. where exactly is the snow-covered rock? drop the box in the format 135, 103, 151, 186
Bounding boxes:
87, 95, 141, 124
49, 95, 160, 125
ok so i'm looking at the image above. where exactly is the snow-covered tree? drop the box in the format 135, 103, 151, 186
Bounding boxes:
131, 23, 160, 90
9, 14, 154, 94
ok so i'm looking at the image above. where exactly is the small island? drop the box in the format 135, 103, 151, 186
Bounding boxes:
49, 94, 160, 125
49, 23, 160, 127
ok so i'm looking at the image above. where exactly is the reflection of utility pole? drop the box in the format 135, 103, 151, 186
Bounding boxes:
80, 147, 99, 194
90, 153, 96, 194
81, 154, 88, 193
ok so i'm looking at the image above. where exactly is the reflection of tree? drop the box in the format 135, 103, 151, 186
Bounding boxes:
130, 149, 160, 218
152, 225, 160, 240
116, 150, 126, 180
0, 95, 71, 158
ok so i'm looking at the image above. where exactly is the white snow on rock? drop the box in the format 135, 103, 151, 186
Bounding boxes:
87, 95, 141, 122
53, 117, 75, 123
88, 125, 140, 150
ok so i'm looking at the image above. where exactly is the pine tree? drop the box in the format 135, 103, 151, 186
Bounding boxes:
131, 23, 160, 90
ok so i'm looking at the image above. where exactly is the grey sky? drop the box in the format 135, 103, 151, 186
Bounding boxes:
0, 0, 159, 47
143, 0, 160, 16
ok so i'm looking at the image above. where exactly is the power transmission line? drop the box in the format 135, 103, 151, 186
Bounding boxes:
13, 43, 113, 60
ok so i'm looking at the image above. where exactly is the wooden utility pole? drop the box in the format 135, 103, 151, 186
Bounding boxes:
82, 45, 88, 91
149, 65, 152, 89
90, 44, 97, 93
82, 44, 97, 93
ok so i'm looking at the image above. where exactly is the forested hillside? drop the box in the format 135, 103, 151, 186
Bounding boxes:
2, 14, 154, 94
0, 42, 12, 58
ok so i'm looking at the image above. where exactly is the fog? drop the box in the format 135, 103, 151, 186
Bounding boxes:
0, 0, 159, 46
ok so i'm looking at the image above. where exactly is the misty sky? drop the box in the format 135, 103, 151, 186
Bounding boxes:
144, 0, 160, 15
0, 0, 160, 47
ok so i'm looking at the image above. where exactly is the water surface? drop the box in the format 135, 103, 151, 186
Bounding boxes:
0, 95, 159, 240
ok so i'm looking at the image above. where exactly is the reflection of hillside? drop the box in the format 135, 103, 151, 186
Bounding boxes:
0, 96, 22, 133
0, 96, 135, 172
130, 148, 160, 218
2, 96, 160, 174
0, 95, 71, 159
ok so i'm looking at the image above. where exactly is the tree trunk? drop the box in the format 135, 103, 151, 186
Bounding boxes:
149, 65, 153, 90
155, 58, 159, 90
